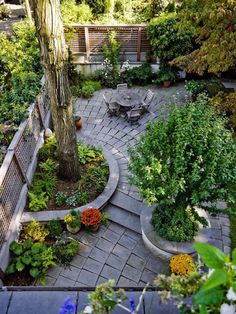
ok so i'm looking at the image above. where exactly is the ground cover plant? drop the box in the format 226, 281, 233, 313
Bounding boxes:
128, 94, 236, 242
26, 135, 109, 211
4, 218, 80, 285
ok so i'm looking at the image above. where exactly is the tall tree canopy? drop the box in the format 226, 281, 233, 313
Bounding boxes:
173, 0, 236, 75
31, 0, 80, 181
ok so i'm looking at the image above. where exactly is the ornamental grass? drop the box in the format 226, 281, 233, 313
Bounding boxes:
169, 254, 197, 276
80, 208, 101, 227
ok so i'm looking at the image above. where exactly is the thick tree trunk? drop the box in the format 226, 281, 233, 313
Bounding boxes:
32, 0, 80, 181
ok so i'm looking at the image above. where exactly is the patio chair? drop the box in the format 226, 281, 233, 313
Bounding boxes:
140, 89, 154, 112
126, 107, 143, 124
117, 83, 128, 91
103, 94, 120, 116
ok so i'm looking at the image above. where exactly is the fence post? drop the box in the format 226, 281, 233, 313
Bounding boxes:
84, 26, 90, 61
13, 154, 30, 188
137, 27, 142, 62
36, 100, 46, 130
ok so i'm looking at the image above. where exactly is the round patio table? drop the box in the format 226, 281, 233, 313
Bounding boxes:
110, 90, 141, 110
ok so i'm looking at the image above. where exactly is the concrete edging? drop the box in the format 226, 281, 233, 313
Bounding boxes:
20, 146, 119, 222
141, 206, 211, 259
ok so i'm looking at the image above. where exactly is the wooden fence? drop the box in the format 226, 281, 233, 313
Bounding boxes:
0, 92, 50, 254
67, 24, 151, 63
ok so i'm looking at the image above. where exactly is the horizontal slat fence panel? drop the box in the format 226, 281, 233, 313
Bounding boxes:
67, 25, 151, 62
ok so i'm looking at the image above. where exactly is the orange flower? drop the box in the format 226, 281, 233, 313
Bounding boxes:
80, 208, 101, 227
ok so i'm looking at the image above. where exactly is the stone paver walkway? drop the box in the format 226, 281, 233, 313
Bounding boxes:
36, 84, 230, 287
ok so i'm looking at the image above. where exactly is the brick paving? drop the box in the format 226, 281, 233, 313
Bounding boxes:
36, 84, 230, 287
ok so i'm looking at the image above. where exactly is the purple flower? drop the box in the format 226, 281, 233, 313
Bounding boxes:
129, 297, 136, 312
59, 296, 76, 314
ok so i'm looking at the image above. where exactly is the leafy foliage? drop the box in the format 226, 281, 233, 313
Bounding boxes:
0, 21, 42, 126
47, 219, 63, 238
81, 85, 95, 98
38, 135, 57, 162
155, 243, 236, 313
77, 142, 103, 165
60, 0, 93, 25
7, 240, 55, 284
172, 0, 236, 75
147, 13, 195, 62
122, 63, 153, 86
210, 90, 236, 131
79, 162, 109, 194
52, 234, 79, 267
22, 220, 49, 243
128, 94, 236, 241
28, 158, 58, 211
88, 279, 126, 314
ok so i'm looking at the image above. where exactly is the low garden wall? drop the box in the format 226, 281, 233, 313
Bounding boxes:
0, 91, 50, 273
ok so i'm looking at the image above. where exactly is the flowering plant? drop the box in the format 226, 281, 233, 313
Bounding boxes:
169, 254, 197, 276
80, 208, 102, 227
155, 243, 236, 314
59, 296, 76, 314
64, 210, 81, 228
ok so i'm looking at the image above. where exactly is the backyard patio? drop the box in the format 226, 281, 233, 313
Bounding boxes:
24, 84, 229, 288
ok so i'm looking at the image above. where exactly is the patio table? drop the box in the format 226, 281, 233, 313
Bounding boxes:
110, 90, 141, 110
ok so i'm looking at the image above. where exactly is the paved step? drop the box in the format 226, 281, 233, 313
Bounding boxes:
105, 204, 141, 234
110, 190, 148, 216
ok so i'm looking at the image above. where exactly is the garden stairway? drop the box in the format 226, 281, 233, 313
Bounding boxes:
104, 190, 149, 234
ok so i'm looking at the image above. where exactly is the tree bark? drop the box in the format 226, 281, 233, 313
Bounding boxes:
24, 0, 33, 23
31, 0, 80, 181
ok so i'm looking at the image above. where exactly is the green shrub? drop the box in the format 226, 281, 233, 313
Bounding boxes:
82, 81, 102, 91
122, 63, 152, 86
7, 240, 55, 285
154, 63, 179, 85
28, 192, 48, 211
82, 85, 95, 98
52, 234, 79, 267
38, 135, 57, 162
0, 21, 41, 127
147, 13, 195, 62
128, 94, 236, 242
77, 142, 103, 164
79, 162, 109, 194
0, 4, 11, 20
47, 219, 63, 238
22, 220, 49, 243
55, 191, 68, 207
77, 2, 93, 23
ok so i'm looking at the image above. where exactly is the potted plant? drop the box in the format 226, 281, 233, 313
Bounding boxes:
73, 114, 82, 130
80, 208, 108, 232
64, 210, 81, 234
161, 70, 179, 87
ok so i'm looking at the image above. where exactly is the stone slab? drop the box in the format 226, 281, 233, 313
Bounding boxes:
7, 291, 77, 314
0, 291, 12, 314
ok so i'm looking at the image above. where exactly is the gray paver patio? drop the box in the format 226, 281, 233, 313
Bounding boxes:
33, 84, 230, 287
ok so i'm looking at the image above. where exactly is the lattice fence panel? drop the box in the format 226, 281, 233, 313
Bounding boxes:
0, 158, 24, 247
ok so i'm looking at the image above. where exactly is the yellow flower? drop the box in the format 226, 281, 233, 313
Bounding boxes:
169, 254, 196, 276
64, 213, 75, 224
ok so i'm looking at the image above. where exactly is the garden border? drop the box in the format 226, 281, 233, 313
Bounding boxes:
0, 102, 50, 273
20, 146, 119, 222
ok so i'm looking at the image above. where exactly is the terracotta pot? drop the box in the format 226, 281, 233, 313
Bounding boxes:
163, 80, 171, 88
73, 115, 82, 129
66, 224, 81, 234
86, 224, 100, 233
